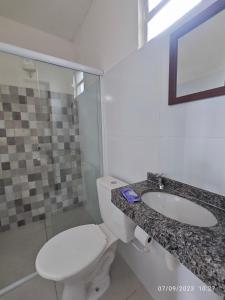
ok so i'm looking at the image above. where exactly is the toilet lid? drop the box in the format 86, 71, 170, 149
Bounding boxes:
35, 224, 107, 281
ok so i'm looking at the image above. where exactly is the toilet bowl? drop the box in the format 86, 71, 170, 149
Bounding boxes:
36, 223, 118, 300
36, 176, 136, 300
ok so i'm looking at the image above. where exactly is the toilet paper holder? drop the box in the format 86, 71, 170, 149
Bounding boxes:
132, 226, 153, 252
132, 238, 152, 252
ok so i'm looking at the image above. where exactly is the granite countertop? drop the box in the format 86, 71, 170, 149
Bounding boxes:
111, 173, 225, 296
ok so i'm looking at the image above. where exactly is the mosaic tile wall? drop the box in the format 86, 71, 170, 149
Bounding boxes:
0, 85, 82, 232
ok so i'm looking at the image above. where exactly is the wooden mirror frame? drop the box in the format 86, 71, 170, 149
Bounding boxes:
169, 0, 225, 105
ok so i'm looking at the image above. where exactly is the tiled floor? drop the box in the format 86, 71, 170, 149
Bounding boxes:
1, 276, 57, 300
0, 221, 47, 288
99, 255, 152, 300
1, 255, 153, 300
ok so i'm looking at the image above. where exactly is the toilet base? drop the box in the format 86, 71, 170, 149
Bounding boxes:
61, 246, 116, 300
62, 280, 86, 300
87, 275, 110, 300
62, 275, 110, 300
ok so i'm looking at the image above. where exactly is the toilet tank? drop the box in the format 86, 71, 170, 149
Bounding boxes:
96, 176, 136, 243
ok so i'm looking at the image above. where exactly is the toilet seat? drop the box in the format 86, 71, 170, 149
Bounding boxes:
36, 224, 107, 282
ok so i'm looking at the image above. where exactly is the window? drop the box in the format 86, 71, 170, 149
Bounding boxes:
142, 0, 202, 43
72, 71, 84, 98
148, 0, 164, 12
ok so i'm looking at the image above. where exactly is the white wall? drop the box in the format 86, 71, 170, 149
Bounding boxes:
102, 3, 225, 299
0, 16, 76, 61
73, 0, 217, 71
102, 0, 225, 195
73, 0, 139, 71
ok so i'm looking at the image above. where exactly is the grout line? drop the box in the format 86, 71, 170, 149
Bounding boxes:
125, 289, 137, 300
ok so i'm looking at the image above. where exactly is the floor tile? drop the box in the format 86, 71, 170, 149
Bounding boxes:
1, 276, 57, 300
0, 221, 47, 289
126, 284, 153, 300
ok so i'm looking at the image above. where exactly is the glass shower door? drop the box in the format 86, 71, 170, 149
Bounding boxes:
34, 61, 102, 238
0, 51, 102, 299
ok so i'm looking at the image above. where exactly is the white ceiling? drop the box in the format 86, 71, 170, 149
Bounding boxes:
0, 0, 93, 42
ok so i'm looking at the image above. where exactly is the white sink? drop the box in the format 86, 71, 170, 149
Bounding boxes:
141, 192, 217, 227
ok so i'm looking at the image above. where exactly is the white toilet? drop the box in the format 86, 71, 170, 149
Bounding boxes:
35, 176, 136, 300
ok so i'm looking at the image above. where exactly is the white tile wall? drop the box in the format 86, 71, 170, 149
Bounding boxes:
107, 135, 159, 182
102, 28, 224, 300
102, 31, 225, 196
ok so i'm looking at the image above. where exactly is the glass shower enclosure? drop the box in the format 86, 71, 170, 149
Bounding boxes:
0, 49, 102, 299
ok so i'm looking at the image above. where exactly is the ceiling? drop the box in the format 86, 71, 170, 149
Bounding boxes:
0, 0, 93, 41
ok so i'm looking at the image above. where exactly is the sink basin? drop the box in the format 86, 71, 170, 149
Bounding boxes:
141, 192, 217, 227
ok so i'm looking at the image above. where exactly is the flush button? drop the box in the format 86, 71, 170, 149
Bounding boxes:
111, 181, 117, 185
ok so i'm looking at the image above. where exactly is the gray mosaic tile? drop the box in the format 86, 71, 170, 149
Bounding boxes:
0, 85, 83, 231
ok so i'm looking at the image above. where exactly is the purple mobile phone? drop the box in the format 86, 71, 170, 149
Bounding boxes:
120, 187, 141, 203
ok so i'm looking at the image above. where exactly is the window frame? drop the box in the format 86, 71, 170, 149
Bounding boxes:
146, 0, 170, 20
143, 0, 170, 42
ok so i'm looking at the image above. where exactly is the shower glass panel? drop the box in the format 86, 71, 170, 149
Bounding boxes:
0, 51, 102, 298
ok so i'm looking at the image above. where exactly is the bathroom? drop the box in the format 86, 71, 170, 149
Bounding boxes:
0, 0, 225, 299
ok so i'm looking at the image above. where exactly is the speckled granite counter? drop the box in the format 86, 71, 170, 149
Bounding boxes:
111, 173, 225, 296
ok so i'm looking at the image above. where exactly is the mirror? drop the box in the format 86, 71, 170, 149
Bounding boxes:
169, 0, 225, 105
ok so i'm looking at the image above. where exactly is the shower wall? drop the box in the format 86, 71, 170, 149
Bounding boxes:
0, 84, 82, 232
